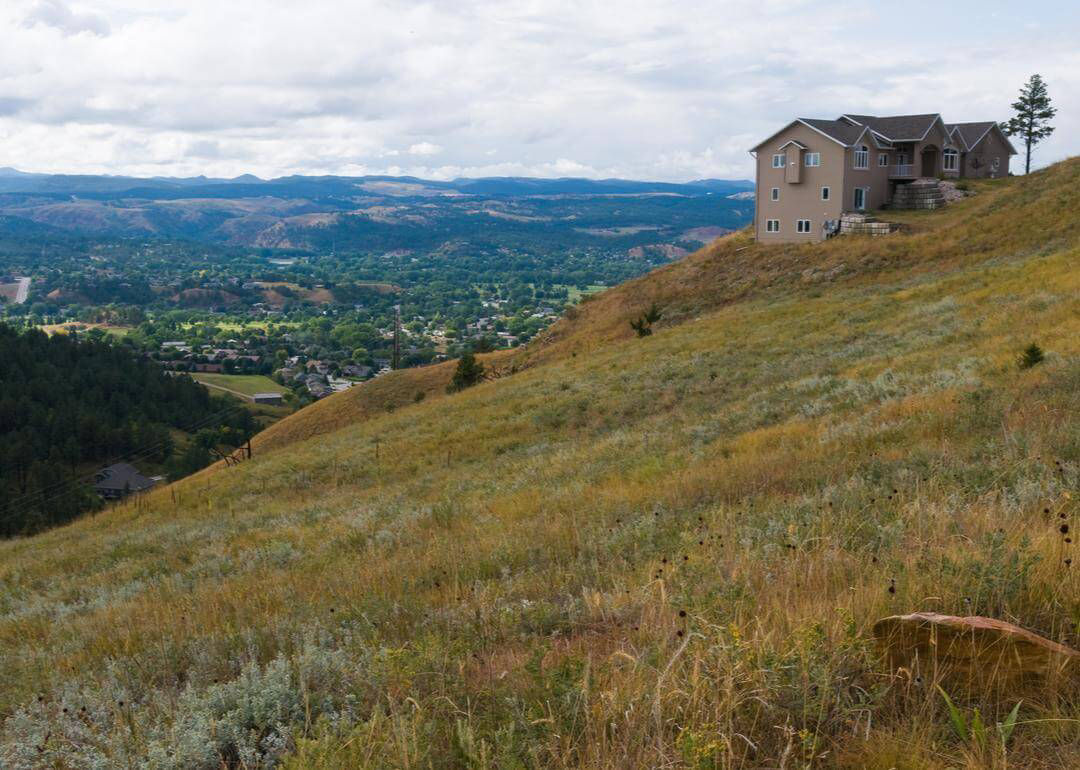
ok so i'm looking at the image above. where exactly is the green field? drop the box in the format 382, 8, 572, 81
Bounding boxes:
563, 283, 607, 302
190, 372, 283, 398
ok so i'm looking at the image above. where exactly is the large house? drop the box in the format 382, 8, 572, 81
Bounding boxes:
750, 113, 1016, 243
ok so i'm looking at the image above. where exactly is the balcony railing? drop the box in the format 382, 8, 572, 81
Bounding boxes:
889, 164, 914, 178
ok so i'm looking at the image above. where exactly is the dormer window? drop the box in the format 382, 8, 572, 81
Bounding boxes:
772, 154, 786, 168
854, 146, 869, 169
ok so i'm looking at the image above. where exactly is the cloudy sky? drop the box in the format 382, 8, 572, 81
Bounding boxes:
1, 0, 1077, 181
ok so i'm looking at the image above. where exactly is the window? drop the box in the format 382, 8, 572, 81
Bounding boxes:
853, 187, 866, 210
765, 219, 780, 233
991, 157, 1000, 171
821, 186, 830, 201
878, 153, 889, 167
854, 145, 869, 169
770, 187, 779, 201
804, 152, 820, 167
772, 154, 786, 168
943, 148, 959, 172
796, 219, 812, 233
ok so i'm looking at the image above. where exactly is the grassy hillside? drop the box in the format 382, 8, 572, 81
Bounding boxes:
0, 161, 1078, 768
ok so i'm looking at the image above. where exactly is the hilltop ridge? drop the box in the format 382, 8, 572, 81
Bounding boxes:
0, 160, 1077, 768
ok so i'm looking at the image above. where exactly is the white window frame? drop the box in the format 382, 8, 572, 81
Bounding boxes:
821, 186, 830, 201
854, 145, 869, 169
765, 219, 780, 233
804, 152, 821, 167
878, 153, 889, 167
795, 219, 812, 234
942, 148, 959, 172
853, 187, 867, 210
770, 187, 779, 201
772, 154, 786, 168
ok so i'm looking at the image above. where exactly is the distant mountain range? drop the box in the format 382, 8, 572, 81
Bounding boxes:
0, 167, 752, 199
0, 169, 754, 252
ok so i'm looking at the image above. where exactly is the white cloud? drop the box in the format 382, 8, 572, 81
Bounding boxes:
22, 0, 110, 37
0, 0, 1077, 180
407, 142, 442, 156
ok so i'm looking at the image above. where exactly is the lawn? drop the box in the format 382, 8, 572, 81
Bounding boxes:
190, 372, 284, 398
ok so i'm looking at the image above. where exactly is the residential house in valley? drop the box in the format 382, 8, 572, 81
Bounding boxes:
93, 463, 158, 500
750, 113, 1016, 243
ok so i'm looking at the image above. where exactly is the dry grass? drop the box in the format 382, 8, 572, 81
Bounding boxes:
0, 161, 1078, 768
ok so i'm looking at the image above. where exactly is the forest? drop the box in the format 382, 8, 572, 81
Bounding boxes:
0, 324, 255, 537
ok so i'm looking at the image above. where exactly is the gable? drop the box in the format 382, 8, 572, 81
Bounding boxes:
750, 118, 862, 152
972, 124, 1019, 155
840, 113, 943, 142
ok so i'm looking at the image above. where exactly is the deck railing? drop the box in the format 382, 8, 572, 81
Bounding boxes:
889, 164, 914, 178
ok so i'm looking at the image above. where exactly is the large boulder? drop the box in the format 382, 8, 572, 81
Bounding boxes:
873, 612, 1079, 696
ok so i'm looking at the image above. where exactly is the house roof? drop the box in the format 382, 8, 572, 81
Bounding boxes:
841, 113, 942, 142
946, 122, 1018, 154
749, 118, 867, 152
797, 118, 868, 147
776, 139, 808, 150
753, 112, 1015, 155
93, 463, 156, 492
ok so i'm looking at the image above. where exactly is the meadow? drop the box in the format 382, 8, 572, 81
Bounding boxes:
191, 372, 287, 398
0, 161, 1077, 768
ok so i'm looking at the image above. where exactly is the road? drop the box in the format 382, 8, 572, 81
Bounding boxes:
14, 277, 30, 304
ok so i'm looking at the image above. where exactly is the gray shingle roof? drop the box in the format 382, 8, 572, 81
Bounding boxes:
798, 118, 867, 146
842, 113, 941, 141
93, 463, 156, 492
946, 121, 998, 150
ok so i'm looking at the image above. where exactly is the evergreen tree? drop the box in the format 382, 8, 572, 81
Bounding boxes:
447, 352, 485, 393
0, 323, 250, 537
1004, 74, 1056, 174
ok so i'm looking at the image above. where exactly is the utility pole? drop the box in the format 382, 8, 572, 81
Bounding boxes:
392, 304, 401, 370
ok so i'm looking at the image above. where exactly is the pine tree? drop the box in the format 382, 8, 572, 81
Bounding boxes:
447, 352, 485, 393
1003, 75, 1056, 174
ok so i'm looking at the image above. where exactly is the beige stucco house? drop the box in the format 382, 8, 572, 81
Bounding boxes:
750, 113, 1016, 242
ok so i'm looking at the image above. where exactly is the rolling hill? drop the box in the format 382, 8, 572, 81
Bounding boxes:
0, 171, 754, 253
0, 160, 1077, 768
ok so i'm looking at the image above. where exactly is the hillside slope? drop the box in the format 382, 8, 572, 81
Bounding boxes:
0, 161, 1078, 768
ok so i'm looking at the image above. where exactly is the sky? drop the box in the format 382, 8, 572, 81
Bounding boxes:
0, 0, 1077, 182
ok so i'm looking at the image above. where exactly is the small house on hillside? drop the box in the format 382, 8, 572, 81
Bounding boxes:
750, 112, 1017, 243
93, 463, 157, 500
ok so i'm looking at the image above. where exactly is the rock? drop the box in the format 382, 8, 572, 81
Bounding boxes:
873, 612, 1079, 695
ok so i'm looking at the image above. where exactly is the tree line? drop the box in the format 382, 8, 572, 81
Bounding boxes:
0, 324, 254, 537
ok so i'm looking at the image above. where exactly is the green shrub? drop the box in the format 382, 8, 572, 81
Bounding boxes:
630, 302, 662, 337
1017, 343, 1045, 369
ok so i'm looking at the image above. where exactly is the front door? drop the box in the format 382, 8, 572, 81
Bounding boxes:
921, 148, 938, 177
